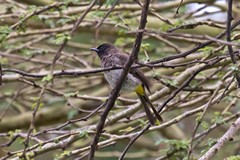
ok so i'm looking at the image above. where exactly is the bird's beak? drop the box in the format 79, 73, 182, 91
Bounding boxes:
90, 48, 99, 52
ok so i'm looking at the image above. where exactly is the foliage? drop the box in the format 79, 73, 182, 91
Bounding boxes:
0, 0, 240, 160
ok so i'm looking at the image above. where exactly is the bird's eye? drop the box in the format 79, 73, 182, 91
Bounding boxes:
98, 46, 104, 50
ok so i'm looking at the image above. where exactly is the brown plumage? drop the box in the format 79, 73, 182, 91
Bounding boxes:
90, 43, 162, 125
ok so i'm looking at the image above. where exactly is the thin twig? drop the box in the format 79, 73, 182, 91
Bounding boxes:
226, 0, 240, 87
187, 83, 223, 159
3, 53, 237, 79
174, 0, 184, 17
34, 101, 107, 137
11, 2, 66, 29
150, 19, 240, 65
20, 84, 46, 159
0, 85, 26, 122
50, 0, 97, 79
95, 0, 120, 28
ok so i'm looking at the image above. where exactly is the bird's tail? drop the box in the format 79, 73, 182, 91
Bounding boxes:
136, 93, 163, 125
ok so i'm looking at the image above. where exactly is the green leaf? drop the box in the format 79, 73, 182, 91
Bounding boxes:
78, 131, 89, 139
226, 155, 240, 160
152, 70, 160, 78
116, 28, 128, 36
141, 43, 151, 51
42, 74, 53, 82
39, 102, 44, 109
44, 19, 56, 28
0, 26, 12, 34
19, 137, 25, 144
57, 18, 73, 25
189, 79, 198, 88
222, 111, 233, 116
162, 78, 177, 86
156, 139, 189, 150
17, 23, 27, 33
115, 99, 122, 105
160, 23, 171, 32
8, 131, 14, 139
31, 97, 44, 110
30, 97, 40, 101
89, 11, 105, 18
8, 129, 21, 139
211, 112, 224, 124
229, 64, 239, 72
173, 19, 184, 27
207, 138, 217, 147
0, 57, 9, 64
67, 109, 78, 119
137, 119, 146, 127
64, 91, 79, 98
105, 0, 115, 5
27, 5, 37, 13
54, 138, 59, 143
156, 138, 189, 159
55, 150, 71, 159
196, 112, 202, 123
199, 46, 214, 55
115, 37, 134, 47
0, 26, 12, 46
31, 101, 44, 110
201, 121, 209, 130
119, 127, 133, 133
19, 48, 38, 57
50, 33, 71, 45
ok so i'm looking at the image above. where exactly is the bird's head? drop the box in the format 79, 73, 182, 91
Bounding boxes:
90, 43, 118, 58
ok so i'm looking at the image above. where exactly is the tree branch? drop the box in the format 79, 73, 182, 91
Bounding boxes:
226, 0, 240, 87
199, 117, 240, 160
88, 0, 151, 159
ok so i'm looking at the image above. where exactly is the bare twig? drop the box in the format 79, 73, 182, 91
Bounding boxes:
50, 0, 97, 78
174, 0, 184, 17
20, 84, 46, 159
150, 19, 240, 65
0, 85, 26, 122
187, 83, 223, 159
3, 53, 237, 80
11, 2, 66, 29
95, 0, 120, 28
226, 0, 240, 87
34, 101, 107, 137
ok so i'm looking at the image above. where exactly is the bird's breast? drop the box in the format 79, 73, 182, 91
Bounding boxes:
103, 70, 141, 91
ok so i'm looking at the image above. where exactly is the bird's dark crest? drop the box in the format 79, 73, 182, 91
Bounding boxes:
96, 43, 114, 51
91, 43, 119, 59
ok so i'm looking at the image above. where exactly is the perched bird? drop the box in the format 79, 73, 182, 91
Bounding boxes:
90, 43, 162, 125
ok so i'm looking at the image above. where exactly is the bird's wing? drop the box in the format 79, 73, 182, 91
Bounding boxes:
131, 68, 151, 93
114, 52, 128, 65
115, 53, 151, 93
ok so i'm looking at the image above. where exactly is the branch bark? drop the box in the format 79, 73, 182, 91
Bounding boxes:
199, 117, 240, 160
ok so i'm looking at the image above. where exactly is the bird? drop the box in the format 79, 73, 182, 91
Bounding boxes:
90, 43, 162, 125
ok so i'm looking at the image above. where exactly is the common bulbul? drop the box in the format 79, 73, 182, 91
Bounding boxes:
90, 43, 162, 125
